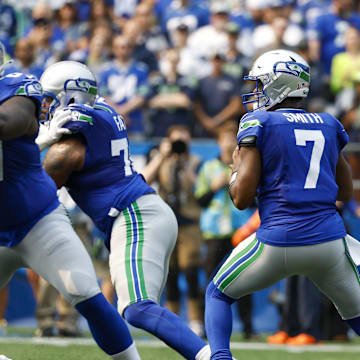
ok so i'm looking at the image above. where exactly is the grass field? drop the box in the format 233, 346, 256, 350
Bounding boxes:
0, 328, 359, 359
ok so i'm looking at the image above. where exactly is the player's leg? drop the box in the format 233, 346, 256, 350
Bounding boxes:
0, 245, 24, 291
205, 234, 287, 360
110, 194, 211, 360
299, 237, 360, 336
16, 205, 140, 360
178, 224, 204, 337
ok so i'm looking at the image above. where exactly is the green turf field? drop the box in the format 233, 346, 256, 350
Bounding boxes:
0, 329, 359, 359
0, 342, 360, 360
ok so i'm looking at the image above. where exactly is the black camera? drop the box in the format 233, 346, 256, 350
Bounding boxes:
171, 140, 188, 154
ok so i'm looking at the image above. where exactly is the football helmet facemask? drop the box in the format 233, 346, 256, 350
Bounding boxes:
242, 49, 310, 112
40, 61, 97, 120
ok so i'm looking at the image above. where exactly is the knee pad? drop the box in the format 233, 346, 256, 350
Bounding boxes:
206, 281, 234, 305
184, 266, 200, 299
60, 269, 100, 306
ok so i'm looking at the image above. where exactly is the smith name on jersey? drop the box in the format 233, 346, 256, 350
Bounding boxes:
237, 109, 348, 247
0, 73, 59, 246
63, 97, 155, 249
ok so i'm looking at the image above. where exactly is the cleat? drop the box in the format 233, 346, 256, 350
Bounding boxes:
286, 333, 316, 345
267, 331, 289, 344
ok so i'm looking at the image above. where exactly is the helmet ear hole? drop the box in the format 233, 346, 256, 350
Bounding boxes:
67, 97, 75, 106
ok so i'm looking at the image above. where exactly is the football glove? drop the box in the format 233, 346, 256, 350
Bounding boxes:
35, 109, 72, 151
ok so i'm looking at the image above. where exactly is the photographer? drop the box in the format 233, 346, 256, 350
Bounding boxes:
142, 125, 205, 336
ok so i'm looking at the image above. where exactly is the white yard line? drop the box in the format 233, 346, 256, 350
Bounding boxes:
0, 337, 359, 353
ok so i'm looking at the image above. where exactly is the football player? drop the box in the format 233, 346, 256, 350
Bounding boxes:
37, 61, 211, 360
204, 49, 360, 360
0, 42, 140, 360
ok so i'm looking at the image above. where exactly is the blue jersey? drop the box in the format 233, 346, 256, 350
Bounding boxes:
98, 61, 150, 133
64, 97, 155, 248
307, 11, 360, 73
0, 72, 59, 246
237, 109, 348, 246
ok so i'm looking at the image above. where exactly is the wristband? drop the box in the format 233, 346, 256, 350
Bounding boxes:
229, 171, 238, 187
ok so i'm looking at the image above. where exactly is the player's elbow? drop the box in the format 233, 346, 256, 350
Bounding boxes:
230, 186, 254, 210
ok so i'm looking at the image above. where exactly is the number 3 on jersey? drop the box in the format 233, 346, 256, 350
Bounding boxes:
111, 138, 132, 176
294, 129, 325, 189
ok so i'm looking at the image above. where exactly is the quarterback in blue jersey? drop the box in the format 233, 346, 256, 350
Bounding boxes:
0, 43, 141, 360
205, 49, 360, 360
37, 60, 211, 360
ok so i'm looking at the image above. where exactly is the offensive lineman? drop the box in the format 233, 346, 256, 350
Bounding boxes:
0, 43, 140, 360
204, 49, 360, 359
36, 60, 211, 360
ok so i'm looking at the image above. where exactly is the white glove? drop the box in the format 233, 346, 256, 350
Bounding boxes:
35, 109, 73, 151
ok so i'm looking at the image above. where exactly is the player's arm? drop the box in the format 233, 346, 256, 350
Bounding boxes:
0, 96, 38, 140
43, 136, 86, 188
229, 145, 261, 210
336, 152, 353, 202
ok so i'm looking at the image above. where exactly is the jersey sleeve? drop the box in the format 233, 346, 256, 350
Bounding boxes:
236, 112, 265, 148
5, 73, 43, 116
63, 104, 94, 133
336, 118, 349, 151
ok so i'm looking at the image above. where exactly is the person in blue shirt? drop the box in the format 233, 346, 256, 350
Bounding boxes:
98, 34, 150, 135
205, 49, 360, 360
0, 43, 140, 359
37, 60, 212, 360
307, 0, 360, 74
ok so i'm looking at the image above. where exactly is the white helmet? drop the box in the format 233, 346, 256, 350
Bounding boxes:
40, 61, 97, 118
242, 49, 310, 112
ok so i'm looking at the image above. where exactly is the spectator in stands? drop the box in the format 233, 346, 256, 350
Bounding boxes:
142, 125, 205, 337
98, 34, 150, 135
0, 0, 17, 56
307, 0, 360, 74
134, 2, 169, 56
86, 33, 112, 77
194, 52, 242, 137
195, 124, 255, 339
122, 19, 159, 73
252, 9, 304, 56
4, 38, 44, 79
55, 0, 86, 56
147, 48, 197, 136
160, 0, 209, 43
187, 2, 230, 62
172, 23, 211, 79
222, 22, 251, 83
268, 275, 322, 345
330, 26, 360, 95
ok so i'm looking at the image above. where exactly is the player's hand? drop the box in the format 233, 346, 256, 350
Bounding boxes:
49, 108, 73, 140
159, 138, 172, 158
35, 109, 72, 151
211, 171, 229, 192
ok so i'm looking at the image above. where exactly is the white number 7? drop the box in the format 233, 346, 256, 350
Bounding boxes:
111, 138, 132, 176
294, 129, 325, 189
0, 140, 3, 181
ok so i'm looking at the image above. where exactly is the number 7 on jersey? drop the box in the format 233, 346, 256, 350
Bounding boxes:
294, 129, 325, 189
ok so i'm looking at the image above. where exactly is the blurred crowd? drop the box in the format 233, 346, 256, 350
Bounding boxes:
3, 0, 360, 139
2, 0, 360, 345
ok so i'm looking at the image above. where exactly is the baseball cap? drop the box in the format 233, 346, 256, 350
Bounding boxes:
210, 2, 230, 14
